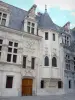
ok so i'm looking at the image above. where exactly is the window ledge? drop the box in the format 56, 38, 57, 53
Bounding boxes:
0, 61, 22, 66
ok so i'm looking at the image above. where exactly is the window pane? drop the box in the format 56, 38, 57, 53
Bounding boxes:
23, 56, 26, 68
7, 54, 11, 62
0, 52, 1, 58
0, 47, 2, 51
45, 32, 48, 40
27, 26, 30, 33
74, 57, 75, 60
0, 12, 2, 16
32, 23, 35, 27
41, 80, 44, 88
0, 39, 3, 44
14, 43, 18, 47
3, 13, 7, 18
58, 81, 62, 88
45, 56, 49, 66
0, 18, 1, 22
13, 55, 17, 63
9, 41, 13, 46
69, 80, 71, 88
27, 22, 30, 25
0, 46, 2, 51
52, 57, 57, 67
6, 76, 13, 88
31, 58, 35, 69
31, 28, 34, 34
53, 34, 55, 41
8, 48, 12, 52
1, 18, 6, 26
13, 49, 17, 53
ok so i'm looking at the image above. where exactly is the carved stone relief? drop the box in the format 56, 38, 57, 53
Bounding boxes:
24, 39, 37, 53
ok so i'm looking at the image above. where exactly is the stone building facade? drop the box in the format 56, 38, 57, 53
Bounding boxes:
0, 1, 75, 96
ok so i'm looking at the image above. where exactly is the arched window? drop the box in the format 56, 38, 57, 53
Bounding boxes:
44, 56, 49, 66
52, 57, 57, 67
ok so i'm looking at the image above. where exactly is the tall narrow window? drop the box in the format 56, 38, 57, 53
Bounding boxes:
0, 39, 3, 59
6, 76, 13, 88
44, 56, 49, 66
0, 12, 7, 26
45, 32, 48, 40
65, 36, 70, 46
31, 23, 35, 34
23, 56, 26, 68
65, 54, 70, 70
69, 80, 71, 88
41, 80, 44, 88
31, 57, 35, 69
53, 33, 55, 41
27, 22, 35, 34
74, 57, 75, 71
52, 57, 57, 67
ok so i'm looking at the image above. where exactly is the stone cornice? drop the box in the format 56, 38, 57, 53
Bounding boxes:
0, 25, 42, 40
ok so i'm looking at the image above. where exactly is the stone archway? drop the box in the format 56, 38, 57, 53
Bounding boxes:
22, 78, 33, 96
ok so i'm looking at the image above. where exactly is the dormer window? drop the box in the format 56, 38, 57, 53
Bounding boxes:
65, 36, 70, 46
27, 21, 35, 34
0, 12, 7, 26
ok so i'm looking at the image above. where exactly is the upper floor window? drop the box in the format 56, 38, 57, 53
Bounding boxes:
73, 57, 75, 71
7, 41, 18, 63
53, 33, 55, 41
44, 56, 49, 66
0, 39, 3, 59
65, 36, 69, 46
45, 32, 48, 40
52, 57, 57, 67
31, 57, 35, 69
0, 12, 7, 26
27, 21, 35, 34
65, 54, 70, 70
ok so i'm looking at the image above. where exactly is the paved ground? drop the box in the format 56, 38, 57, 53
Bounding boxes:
0, 93, 75, 100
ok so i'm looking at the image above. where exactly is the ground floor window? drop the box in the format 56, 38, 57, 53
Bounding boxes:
58, 81, 63, 88
69, 80, 71, 89
6, 76, 13, 88
41, 80, 44, 88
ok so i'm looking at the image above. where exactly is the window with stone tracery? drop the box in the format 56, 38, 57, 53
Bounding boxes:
65, 54, 70, 70
7, 41, 18, 63
27, 21, 35, 34
0, 12, 7, 26
0, 39, 3, 59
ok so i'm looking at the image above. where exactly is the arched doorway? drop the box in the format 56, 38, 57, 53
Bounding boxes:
22, 78, 33, 96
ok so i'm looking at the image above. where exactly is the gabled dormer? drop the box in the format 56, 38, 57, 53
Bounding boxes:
63, 22, 70, 34
61, 22, 71, 46
24, 4, 38, 35
0, 1, 10, 27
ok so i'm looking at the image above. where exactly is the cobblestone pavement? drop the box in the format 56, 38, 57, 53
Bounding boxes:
0, 93, 75, 100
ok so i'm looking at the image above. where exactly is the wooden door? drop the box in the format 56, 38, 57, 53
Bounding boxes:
22, 78, 33, 96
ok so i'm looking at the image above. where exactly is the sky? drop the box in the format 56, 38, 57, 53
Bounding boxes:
1, 0, 75, 29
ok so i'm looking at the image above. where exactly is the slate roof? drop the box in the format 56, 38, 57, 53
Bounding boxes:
0, 1, 62, 32
37, 12, 61, 31
8, 4, 27, 31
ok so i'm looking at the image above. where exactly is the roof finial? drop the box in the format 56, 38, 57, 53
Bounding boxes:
45, 5, 47, 12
